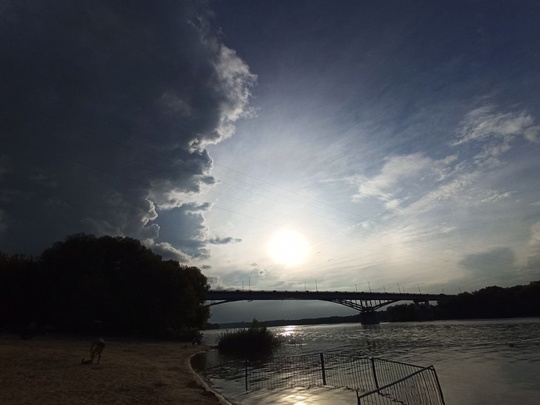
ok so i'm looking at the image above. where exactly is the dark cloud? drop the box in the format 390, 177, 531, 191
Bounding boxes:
150, 201, 240, 259
207, 236, 242, 245
0, 0, 255, 258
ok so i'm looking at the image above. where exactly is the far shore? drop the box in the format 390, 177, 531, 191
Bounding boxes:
0, 333, 229, 405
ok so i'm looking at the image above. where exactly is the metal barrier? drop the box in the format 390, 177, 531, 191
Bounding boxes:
244, 353, 445, 405
356, 364, 445, 405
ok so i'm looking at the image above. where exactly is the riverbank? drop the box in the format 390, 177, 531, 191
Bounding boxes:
0, 333, 227, 405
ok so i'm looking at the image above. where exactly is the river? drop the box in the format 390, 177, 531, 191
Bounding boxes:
195, 318, 540, 404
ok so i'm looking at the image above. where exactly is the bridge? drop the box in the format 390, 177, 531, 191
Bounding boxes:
207, 290, 456, 324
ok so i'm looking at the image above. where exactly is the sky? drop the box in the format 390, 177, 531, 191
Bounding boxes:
2, 1, 540, 322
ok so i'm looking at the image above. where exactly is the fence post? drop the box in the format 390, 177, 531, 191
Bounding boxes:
320, 353, 327, 385
370, 357, 379, 390
245, 358, 248, 391
431, 366, 446, 405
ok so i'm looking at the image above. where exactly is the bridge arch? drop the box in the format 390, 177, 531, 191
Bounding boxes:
206, 290, 452, 324
208, 296, 399, 311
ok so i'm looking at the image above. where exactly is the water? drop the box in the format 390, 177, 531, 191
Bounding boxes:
196, 318, 540, 404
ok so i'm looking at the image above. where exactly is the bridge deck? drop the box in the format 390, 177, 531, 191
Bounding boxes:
207, 290, 454, 302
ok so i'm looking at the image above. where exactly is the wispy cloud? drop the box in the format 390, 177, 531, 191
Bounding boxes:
350, 152, 469, 216
449, 106, 540, 170
351, 153, 433, 207
454, 106, 534, 146
401, 172, 478, 216
524, 126, 540, 143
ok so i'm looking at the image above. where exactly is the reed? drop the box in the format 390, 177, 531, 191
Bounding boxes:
217, 319, 280, 358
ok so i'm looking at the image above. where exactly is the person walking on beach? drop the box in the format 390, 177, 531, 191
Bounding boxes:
82, 338, 105, 365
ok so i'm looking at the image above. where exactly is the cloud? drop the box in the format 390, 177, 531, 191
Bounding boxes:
153, 202, 212, 260
0, 155, 10, 180
524, 126, 540, 143
146, 241, 191, 264
205, 262, 274, 292
0, 209, 6, 235
350, 152, 470, 216
206, 275, 222, 289
365, 107, 536, 219
528, 221, 540, 246
407, 172, 477, 211
352, 153, 433, 207
455, 106, 534, 145
459, 247, 517, 286
0, 1, 255, 256
207, 236, 242, 245
525, 221, 540, 276
452, 106, 538, 167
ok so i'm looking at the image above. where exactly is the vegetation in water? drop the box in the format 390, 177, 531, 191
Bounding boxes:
217, 319, 281, 358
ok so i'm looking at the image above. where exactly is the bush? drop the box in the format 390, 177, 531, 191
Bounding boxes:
159, 326, 202, 342
217, 319, 280, 358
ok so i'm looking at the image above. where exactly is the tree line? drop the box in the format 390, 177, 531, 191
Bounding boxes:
383, 282, 540, 322
0, 234, 210, 339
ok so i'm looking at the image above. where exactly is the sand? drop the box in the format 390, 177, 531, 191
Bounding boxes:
0, 334, 228, 405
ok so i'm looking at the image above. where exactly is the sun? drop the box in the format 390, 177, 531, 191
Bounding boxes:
267, 228, 310, 266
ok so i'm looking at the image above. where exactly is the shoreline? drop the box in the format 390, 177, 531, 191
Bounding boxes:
0, 333, 231, 405
188, 351, 232, 405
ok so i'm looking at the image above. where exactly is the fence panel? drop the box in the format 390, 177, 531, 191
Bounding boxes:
372, 357, 425, 387
356, 365, 445, 405
324, 355, 375, 392
208, 353, 445, 404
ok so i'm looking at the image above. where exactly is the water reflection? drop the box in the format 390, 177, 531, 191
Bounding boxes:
231, 387, 358, 405
200, 318, 540, 405
280, 325, 298, 337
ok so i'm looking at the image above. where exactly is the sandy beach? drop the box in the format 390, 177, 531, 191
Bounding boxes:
0, 334, 227, 405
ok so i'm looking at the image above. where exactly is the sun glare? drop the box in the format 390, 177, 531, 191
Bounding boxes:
267, 229, 310, 266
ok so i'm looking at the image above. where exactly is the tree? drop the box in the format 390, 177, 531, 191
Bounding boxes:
0, 252, 39, 326
1, 234, 210, 339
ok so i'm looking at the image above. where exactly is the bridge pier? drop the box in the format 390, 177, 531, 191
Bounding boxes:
360, 309, 379, 325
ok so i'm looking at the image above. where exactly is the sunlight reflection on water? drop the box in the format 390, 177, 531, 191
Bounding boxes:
198, 318, 540, 405
232, 387, 356, 405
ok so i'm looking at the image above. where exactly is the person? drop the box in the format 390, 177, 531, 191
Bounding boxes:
81, 338, 105, 365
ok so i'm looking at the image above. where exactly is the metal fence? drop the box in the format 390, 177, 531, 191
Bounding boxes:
243, 353, 445, 405
356, 364, 445, 405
